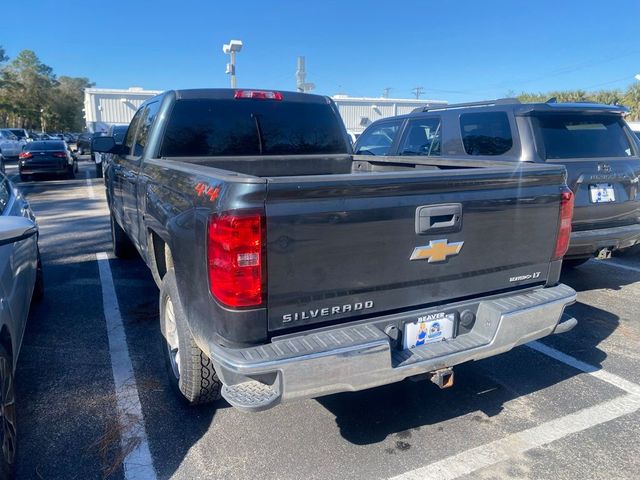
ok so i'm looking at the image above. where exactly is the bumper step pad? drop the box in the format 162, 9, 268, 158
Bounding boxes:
222, 380, 280, 412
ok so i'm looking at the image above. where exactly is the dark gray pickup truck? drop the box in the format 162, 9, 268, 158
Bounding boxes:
93, 88, 577, 412
355, 99, 640, 267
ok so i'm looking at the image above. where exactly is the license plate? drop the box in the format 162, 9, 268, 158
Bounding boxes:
403, 314, 455, 349
589, 183, 615, 203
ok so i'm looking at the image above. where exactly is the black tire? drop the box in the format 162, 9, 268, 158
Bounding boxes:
563, 258, 590, 269
74, 160, 79, 173
66, 167, 75, 179
614, 244, 640, 257
32, 249, 44, 303
160, 269, 221, 405
19, 174, 29, 182
110, 213, 135, 258
96, 162, 103, 178
0, 344, 16, 478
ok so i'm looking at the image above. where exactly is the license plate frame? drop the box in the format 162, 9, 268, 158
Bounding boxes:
589, 183, 615, 204
403, 313, 456, 350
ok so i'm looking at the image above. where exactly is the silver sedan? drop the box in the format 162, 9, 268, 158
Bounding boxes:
0, 174, 42, 477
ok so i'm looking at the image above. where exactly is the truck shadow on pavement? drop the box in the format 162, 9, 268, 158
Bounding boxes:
317, 300, 617, 447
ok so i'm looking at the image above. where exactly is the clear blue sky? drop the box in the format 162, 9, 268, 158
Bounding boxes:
3, 0, 640, 102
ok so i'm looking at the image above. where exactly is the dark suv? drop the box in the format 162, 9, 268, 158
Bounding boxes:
355, 99, 640, 266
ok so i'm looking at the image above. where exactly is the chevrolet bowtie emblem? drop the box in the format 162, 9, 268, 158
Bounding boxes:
410, 239, 464, 262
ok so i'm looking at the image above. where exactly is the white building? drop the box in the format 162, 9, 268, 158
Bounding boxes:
331, 95, 447, 134
83, 87, 163, 132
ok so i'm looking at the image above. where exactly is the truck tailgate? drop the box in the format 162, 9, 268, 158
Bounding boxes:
264, 165, 566, 332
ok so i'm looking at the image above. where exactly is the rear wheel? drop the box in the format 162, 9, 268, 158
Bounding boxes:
563, 258, 590, 268
66, 166, 75, 179
95, 162, 103, 178
0, 345, 16, 479
110, 213, 134, 258
160, 269, 221, 405
19, 174, 29, 182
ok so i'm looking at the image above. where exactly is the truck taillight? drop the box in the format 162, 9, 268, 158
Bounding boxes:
234, 90, 283, 100
553, 187, 574, 260
207, 211, 265, 308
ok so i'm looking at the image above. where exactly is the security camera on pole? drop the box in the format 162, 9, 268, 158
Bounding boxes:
223, 40, 243, 88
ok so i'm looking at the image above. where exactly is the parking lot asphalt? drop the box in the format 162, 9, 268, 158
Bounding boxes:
8, 158, 640, 479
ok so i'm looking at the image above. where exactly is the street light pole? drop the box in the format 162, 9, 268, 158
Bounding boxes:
223, 40, 243, 88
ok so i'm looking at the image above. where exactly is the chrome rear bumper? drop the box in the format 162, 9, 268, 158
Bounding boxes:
210, 284, 576, 412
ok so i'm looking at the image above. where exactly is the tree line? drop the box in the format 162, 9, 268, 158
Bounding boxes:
0, 46, 93, 133
516, 85, 640, 120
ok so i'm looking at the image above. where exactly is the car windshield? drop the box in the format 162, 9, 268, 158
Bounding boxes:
26, 141, 66, 151
160, 99, 347, 156
534, 113, 634, 159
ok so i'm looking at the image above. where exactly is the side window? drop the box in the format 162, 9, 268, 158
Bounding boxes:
123, 107, 146, 155
0, 179, 10, 215
400, 117, 441, 156
133, 101, 160, 157
460, 112, 513, 156
355, 121, 401, 156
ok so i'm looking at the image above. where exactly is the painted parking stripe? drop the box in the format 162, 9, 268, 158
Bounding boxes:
528, 340, 640, 397
390, 394, 640, 480
97, 252, 157, 480
392, 342, 640, 480
593, 259, 640, 274
85, 170, 96, 199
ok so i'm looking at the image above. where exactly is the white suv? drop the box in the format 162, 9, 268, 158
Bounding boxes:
0, 130, 22, 159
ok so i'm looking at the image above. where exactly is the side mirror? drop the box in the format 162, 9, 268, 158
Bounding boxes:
0, 217, 37, 246
92, 136, 116, 153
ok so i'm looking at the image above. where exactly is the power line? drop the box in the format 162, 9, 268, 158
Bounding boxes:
412, 86, 425, 99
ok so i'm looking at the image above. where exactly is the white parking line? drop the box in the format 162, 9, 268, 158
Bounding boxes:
528, 341, 640, 397
85, 170, 96, 199
593, 259, 640, 274
97, 252, 157, 480
392, 342, 640, 480
390, 394, 640, 480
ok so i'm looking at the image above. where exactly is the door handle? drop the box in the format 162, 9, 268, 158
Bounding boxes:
415, 204, 462, 234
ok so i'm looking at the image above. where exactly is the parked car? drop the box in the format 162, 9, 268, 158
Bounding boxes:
93, 88, 576, 412
0, 172, 43, 477
18, 140, 77, 181
76, 132, 103, 155
0, 130, 23, 160
355, 99, 640, 267
7, 129, 32, 146
95, 124, 128, 178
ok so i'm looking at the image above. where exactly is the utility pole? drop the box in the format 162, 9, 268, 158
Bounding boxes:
382, 87, 392, 98
295, 56, 315, 93
412, 86, 425, 99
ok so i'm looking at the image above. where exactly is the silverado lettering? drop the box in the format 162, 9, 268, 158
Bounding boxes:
283, 301, 374, 323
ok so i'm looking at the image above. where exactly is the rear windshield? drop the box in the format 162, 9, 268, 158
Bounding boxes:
160, 99, 347, 157
26, 141, 66, 151
534, 114, 634, 159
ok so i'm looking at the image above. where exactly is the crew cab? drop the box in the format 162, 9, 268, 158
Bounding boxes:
93, 89, 576, 412
355, 99, 640, 267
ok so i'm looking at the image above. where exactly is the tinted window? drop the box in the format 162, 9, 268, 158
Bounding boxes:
113, 126, 128, 144
124, 107, 146, 154
534, 114, 633, 159
400, 117, 441, 156
9, 129, 25, 139
26, 141, 66, 151
355, 121, 401, 156
161, 99, 347, 157
460, 112, 513, 156
134, 102, 160, 156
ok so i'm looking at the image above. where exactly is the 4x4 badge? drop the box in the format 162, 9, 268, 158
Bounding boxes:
410, 239, 464, 263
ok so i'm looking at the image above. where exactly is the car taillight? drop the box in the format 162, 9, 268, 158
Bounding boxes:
553, 187, 574, 260
18, 152, 32, 159
52, 151, 66, 158
207, 211, 265, 308
234, 90, 283, 100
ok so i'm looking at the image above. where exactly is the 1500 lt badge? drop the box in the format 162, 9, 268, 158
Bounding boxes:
283, 301, 374, 323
